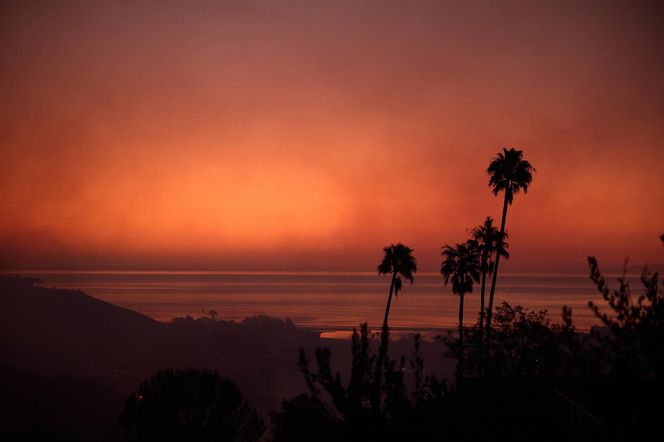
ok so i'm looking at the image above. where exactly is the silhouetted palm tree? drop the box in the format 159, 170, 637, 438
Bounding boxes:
485, 148, 534, 356
378, 243, 417, 329
441, 241, 480, 381
471, 216, 509, 374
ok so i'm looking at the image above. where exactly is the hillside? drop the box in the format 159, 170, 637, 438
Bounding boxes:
0, 276, 341, 411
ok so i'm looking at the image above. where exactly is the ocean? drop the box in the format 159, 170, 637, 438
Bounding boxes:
4, 270, 614, 333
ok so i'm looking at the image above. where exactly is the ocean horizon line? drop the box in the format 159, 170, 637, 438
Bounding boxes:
1, 268, 610, 278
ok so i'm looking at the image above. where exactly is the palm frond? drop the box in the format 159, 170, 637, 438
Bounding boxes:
472, 217, 510, 261
487, 147, 535, 204
440, 241, 481, 296
394, 275, 403, 295
378, 242, 417, 288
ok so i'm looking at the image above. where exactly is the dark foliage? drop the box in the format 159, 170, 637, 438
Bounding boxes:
273, 318, 660, 441
444, 302, 580, 379
588, 256, 663, 378
486, 147, 535, 204
119, 368, 264, 442
271, 325, 451, 441
377, 243, 417, 292
440, 241, 481, 296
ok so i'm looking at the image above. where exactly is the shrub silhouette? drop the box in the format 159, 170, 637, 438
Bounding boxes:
588, 254, 663, 378
444, 302, 579, 379
119, 368, 264, 442
271, 325, 451, 441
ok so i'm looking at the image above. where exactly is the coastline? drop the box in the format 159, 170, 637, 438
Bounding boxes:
1, 269, 602, 332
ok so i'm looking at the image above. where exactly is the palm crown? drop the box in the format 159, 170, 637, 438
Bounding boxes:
378, 243, 417, 295
440, 241, 481, 295
472, 217, 509, 272
487, 148, 534, 204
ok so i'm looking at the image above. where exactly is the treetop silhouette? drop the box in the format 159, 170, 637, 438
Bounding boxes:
378, 243, 417, 329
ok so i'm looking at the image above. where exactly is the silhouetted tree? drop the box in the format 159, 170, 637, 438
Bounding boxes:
378, 243, 417, 329
588, 255, 663, 378
441, 241, 481, 381
208, 310, 219, 321
471, 216, 509, 375
485, 148, 534, 359
119, 368, 264, 442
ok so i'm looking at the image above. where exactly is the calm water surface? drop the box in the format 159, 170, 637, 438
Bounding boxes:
6, 271, 612, 332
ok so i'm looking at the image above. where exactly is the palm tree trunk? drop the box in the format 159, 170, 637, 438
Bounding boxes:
376, 272, 397, 409
382, 272, 397, 329
458, 292, 465, 383
486, 190, 509, 366
478, 250, 488, 378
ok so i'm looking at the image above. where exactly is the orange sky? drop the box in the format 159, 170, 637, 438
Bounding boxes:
1, 0, 663, 272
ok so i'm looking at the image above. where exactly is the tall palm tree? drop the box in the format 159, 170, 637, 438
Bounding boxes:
485, 148, 534, 351
441, 241, 480, 381
378, 243, 417, 329
471, 217, 509, 375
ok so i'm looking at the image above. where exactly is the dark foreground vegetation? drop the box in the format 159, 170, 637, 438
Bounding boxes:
270, 246, 663, 441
